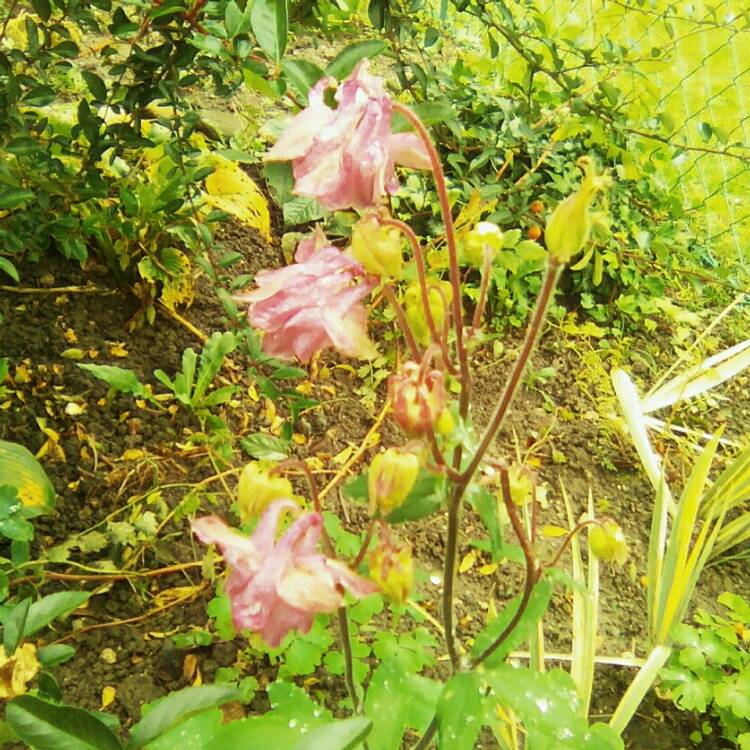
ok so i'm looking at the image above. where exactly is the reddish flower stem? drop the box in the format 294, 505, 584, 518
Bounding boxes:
440, 259, 562, 670
392, 103, 471, 419
470, 467, 541, 667
382, 283, 420, 361
382, 218, 457, 375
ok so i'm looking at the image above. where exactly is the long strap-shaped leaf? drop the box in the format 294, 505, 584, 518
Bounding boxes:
642, 338, 750, 414
653, 434, 720, 645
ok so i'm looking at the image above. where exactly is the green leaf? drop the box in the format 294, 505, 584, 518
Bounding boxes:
365, 660, 441, 750
281, 59, 326, 99
326, 40, 388, 81
251, 0, 288, 64
470, 578, 553, 667
0, 188, 34, 210
194, 332, 238, 402
391, 101, 455, 133
81, 72, 107, 101
37, 644, 76, 668
282, 195, 324, 225
437, 673, 482, 749
714, 674, 750, 719
144, 709, 222, 750
671, 678, 712, 713
387, 470, 446, 524
78, 364, 151, 401
240, 433, 289, 460
289, 717, 371, 750
30, 0, 51, 21
126, 685, 240, 749
0, 442, 56, 515
225, 1, 251, 37
206, 716, 296, 747
0, 257, 19, 281
482, 667, 623, 749
26, 591, 90, 636
2, 598, 30, 655
6, 696, 122, 750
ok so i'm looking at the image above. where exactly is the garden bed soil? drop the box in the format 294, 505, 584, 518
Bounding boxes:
2, 224, 749, 749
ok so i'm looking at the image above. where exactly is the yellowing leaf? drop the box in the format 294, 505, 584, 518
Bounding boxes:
61, 348, 86, 360
541, 525, 570, 538
108, 342, 128, 358
35, 419, 65, 462
478, 563, 498, 575
101, 685, 116, 709
459, 550, 477, 573
204, 160, 271, 241
121, 449, 145, 461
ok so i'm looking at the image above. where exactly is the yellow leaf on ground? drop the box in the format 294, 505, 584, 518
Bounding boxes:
204, 159, 271, 241
108, 342, 128, 358
478, 563, 498, 575
101, 686, 116, 709
459, 550, 477, 573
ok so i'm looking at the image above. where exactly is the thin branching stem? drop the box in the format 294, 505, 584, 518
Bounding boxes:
392, 103, 471, 419
382, 283, 421, 360
471, 468, 540, 667
382, 218, 457, 375
460, 260, 562, 486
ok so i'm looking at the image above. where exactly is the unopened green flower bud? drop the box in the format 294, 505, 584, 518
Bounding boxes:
507, 463, 534, 506
368, 448, 419, 515
404, 280, 453, 347
237, 462, 294, 522
589, 520, 628, 565
462, 221, 504, 267
545, 157, 610, 264
368, 540, 414, 604
350, 213, 404, 279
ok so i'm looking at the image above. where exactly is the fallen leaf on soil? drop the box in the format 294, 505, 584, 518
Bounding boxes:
101, 686, 116, 709
108, 342, 128, 357
459, 550, 477, 573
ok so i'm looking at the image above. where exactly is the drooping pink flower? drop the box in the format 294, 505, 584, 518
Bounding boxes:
234, 231, 377, 362
192, 501, 376, 647
265, 60, 431, 211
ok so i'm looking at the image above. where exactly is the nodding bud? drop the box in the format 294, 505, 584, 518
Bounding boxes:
404, 280, 452, 347
368, 448, 420, 516
350, 212, 404, 279
388, 362, 448, 438
462, 221, 504, 267
589, 520, 629, 565
545, 157, 610, 265
368, 539, 414, 604
507, 463, 535, 507
236, 462, 295, 522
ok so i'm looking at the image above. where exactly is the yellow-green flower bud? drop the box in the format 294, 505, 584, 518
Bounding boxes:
350, 213, 404, 279
545, 157, 610, 264
368, 448, 419, 515
507, 463, 534, 506
236, 462, 294, 522
462, 221, 504, 267
368, 540, 414, 604
404, 280, 453, 347
589, 520, 628, 565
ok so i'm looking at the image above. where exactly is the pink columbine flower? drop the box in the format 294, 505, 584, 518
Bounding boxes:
264, 60, 431, 211
192, 500, 376, 647
235, 229, 377, 362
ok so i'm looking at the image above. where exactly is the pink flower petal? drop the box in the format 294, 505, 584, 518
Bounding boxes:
389, 133, 432, 170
